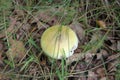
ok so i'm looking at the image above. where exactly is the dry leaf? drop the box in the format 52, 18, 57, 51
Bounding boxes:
108, 76, 115, 80
96, 20, 106, 29
0, 73, 9, 80
22, 23, 31, 31
13, 9, 25, 17
36, 11, 58, 25
0, 74, 2, 80
0, 41, 3, 51
6, 39, 26, 61
70, 21, 85, 43
0, 32, 5, 38
84, 51, 94, 63
108, 40, 117, 50
0, 41, 4, 66
66, 53, 84, 65
107, 54, 118, 61
0, 52, 4, 67
96, 49, 108, 60
96, 68, 106, 78
96, 53, 102, 60
7, 17, 17, 33
117, 41, 120, 50
30, 10, 58, 29
100, 77, 107, 80
100, 49, 108, 58
107, 61, 117, 72
87, 71, 98, 80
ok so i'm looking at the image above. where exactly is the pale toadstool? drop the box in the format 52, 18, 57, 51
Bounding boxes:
41, 25, 78, 59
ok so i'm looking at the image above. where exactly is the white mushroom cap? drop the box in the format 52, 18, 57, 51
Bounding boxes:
41, 25, 78, 59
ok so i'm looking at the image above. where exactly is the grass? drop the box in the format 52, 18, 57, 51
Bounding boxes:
0, 0, 120, 80
116, 64, 120, 80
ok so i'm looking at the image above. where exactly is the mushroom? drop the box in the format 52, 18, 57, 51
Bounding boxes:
41, 25, 78, 59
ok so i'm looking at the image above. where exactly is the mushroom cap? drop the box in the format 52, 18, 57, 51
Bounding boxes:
41, 25, 78, 59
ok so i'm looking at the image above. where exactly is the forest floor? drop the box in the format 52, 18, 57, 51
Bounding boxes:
0, 0, 120, 80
